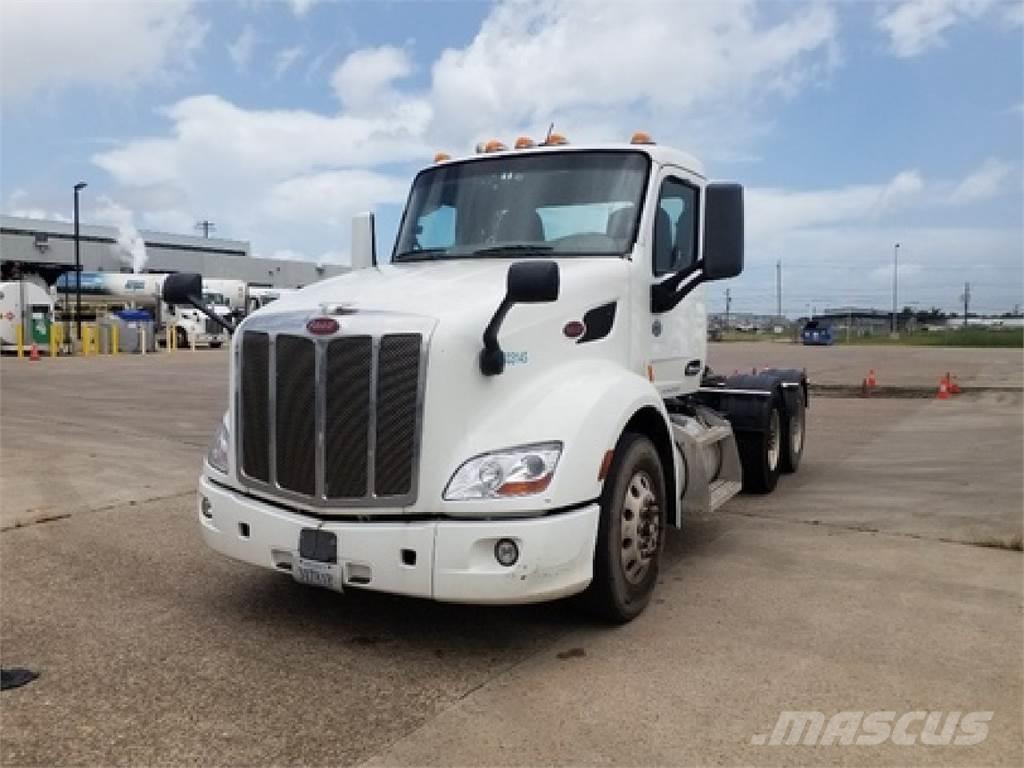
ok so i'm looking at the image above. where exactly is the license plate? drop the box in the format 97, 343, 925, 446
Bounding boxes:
293, 528, 340, 591
293, 558, 340, 590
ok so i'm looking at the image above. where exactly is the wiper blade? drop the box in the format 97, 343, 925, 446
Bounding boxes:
471, 244, 554, 257
393, 248, 451, 262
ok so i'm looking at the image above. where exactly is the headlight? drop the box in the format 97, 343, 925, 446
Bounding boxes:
206, 416, 229, 474
443, 442, 562, 501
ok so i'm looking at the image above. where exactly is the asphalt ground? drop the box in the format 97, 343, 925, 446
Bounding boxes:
1, 345, 1021, 767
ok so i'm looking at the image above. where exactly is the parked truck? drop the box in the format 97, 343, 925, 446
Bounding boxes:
53, 271, 231, 348
181, 135, 808, 622
0, 280, 54, 351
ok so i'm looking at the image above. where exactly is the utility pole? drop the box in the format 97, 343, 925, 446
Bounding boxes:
961, 282, 971, 328
725, 288, 732, 331
73, 182, 88, 342
195, 220, 216, 238
775, 259, 782, 320
891, 242, 900, 335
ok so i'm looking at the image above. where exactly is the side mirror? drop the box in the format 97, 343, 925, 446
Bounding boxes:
351, 211, 376, 269
161, 272, 236, 335
480, 260, 560, 376
163, 272, 203, 305
506, 260, 560, 303
702, 183, 744, 281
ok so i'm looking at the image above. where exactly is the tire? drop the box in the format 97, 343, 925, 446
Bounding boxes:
584, 432, 667, 623
736, 401, 782, 494
779, 389, 805, 474
175, 327, 188, 349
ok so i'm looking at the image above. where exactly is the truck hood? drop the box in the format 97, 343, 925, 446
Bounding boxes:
257, 258, 630, 325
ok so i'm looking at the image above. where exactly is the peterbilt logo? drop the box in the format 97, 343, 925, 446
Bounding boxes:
306, 317, 339, 335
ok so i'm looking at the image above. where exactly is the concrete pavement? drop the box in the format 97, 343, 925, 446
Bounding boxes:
1, 348, 1021, 766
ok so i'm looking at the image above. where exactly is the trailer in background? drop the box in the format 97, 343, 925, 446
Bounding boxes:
0, 280, 54, 351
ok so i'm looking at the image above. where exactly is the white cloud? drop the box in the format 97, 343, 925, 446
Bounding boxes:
0, 0, 207, 103
90, 1, 841, 263
273, 46, 305, 80
228, 25, 259, 73
264, 170, 408, 225
948, 158, 1013, 203
331, 46, 413, 110
877, 0, 999, 57
288, 0, 319, 17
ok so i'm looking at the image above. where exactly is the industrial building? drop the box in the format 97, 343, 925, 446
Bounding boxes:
0, 215, 347, 288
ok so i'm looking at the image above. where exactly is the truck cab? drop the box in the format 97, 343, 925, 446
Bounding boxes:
191, 135, 808, 622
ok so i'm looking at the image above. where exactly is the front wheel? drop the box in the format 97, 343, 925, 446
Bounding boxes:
584, 432, 667, 623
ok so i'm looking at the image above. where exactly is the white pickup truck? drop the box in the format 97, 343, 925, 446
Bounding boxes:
174, 134, 808, 622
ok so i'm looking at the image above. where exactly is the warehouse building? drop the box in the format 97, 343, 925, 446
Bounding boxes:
0, 215, 347, 288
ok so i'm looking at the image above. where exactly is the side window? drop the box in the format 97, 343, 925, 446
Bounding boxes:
652, 178, 698, 275
415, 205, 456, 249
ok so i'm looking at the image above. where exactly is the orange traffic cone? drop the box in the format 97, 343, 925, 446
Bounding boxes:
936, 377, 951, 400
950, 375, 962, 395
866, 369, 877, 388
29, 343, 40, 361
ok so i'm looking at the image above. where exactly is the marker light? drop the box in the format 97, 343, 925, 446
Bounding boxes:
541, 133, 569, 146
444, 442, 563, 500
630, 131, 655, 145
434, 152, 451, 163
483, 139, 507, 153
514, 136, 535, 149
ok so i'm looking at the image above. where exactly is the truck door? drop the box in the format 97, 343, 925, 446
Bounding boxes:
646, 169, 706, 396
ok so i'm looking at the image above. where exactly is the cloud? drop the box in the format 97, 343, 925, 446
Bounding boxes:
0, 0, 207, 103
331, 46, 413, 110
263, 170, 409, 225
877, 0, 999, 57
228, 25, 259, 73
288, 0, 319, 17
273, 46, 305, 80
948, 158, 1013, 203
89, 1, 841, 263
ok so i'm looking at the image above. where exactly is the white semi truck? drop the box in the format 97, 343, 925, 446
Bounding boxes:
53, 272, 231, 348
177, 135, 808, 622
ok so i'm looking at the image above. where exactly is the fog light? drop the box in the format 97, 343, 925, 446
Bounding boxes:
494, 538, 519, 567
200, 496, 213, 519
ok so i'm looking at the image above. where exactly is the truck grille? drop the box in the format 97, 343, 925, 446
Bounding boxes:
237, 328, 424, 507
205, 318, 222, 335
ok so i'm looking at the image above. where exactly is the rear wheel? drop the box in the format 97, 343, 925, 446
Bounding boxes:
737, 402, 781, 494
780, 389, 805, 473
584, 433, 666, 623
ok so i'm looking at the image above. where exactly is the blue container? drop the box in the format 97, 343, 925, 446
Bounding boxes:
115, 309, 153, 322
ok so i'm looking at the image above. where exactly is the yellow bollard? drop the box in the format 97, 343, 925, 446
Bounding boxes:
111, 324, 119, 356
15, 323, 24, 358
191, 333, 197, 352
168, 325, 176, 351
49, 324, 59, 357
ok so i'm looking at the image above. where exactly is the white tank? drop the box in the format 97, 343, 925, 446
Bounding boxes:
53, 271, 169, 308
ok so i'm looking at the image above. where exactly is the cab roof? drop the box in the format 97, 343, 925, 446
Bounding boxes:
430, 142, 706, 180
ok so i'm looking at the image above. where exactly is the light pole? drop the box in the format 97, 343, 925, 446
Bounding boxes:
891, 242, 900, 335
73, 182, 88, 342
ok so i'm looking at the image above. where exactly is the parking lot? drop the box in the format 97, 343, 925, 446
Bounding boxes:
1, 344, 1021, 766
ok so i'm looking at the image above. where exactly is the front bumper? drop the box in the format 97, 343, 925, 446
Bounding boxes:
197, 475, 600, 604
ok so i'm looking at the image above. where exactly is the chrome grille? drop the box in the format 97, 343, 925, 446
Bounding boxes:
205, 318, 222, 335
237, 327, 424, 508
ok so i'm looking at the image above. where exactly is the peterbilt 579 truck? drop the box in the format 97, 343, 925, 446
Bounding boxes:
173, 134, 808, 622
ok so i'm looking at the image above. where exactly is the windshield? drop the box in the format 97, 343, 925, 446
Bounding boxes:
393, 150, 649, 262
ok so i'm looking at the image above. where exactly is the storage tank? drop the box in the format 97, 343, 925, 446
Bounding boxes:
53, 272, 168, 308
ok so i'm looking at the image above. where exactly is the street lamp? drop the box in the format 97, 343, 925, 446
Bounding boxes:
73, 182, 88, 342
891, 242, 900, 335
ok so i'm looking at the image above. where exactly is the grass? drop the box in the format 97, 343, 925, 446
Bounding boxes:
835, 328, 1023, 348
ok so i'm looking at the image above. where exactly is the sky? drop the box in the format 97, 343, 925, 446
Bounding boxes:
1, 0, 1021, 316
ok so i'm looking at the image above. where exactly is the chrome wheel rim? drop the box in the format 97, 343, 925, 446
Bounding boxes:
620, 470, 660, 585
767, 410, 781, 471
